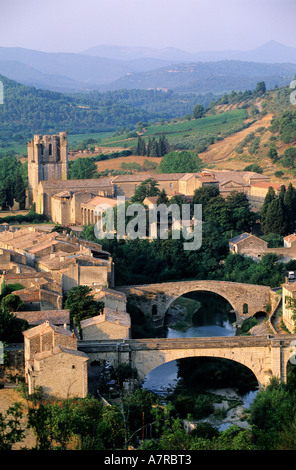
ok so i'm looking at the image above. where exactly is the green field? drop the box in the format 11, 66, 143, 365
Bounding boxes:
98, 109, 249, 151
0, 108, 249, 158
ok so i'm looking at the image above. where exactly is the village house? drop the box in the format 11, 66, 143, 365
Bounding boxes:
282, 281, 296, 333
0, 227, 115, 294
92, 286, 127, 312
228, 232, 268, 259
22, 321, 89, 398
284, 234, 296, 248
27, 346, 89, 398
80, 307, 131, 341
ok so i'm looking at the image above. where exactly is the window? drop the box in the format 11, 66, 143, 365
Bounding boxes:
49, 143, 52, 156
243, 303, 248, 314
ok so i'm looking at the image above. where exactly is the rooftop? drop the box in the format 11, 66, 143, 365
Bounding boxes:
23, 321, 76, 339
80, 307, 131, 329
14, 309, 70, 326
34, 345, 88, 362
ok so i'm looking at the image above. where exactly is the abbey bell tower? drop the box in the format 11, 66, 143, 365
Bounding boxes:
27, 132, 68, 209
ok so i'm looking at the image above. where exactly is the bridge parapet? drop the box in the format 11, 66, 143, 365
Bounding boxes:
79, 334, 296, 388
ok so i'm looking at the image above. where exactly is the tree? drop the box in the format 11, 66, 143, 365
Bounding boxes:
226, 191, 254, 232
1, 294, 25, 313
261, 187, 276, 233
64, 285, 104, 331
136, 136, 146, 156
0, 403, 25, 450
68, 158, 97, 179
192, 185, 220, 218
158, 151, 202, 174
192, 104, 205, 119
268, 147, 279, 162
244, 163, 263, 174
14, 173, 26, 209
255, 81, 266, 96
130, 178, 160, 203
157, 189, 169, 205
263, 198, 286, 235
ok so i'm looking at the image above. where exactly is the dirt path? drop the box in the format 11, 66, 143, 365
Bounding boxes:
199, 113, 273, 168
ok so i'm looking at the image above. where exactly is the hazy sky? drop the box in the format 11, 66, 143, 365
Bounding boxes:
1, 0, 296, 53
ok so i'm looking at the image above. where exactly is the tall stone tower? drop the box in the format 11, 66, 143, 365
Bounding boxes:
27, 132, 68, 209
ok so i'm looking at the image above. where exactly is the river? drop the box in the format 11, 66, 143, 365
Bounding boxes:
142, 292, 258, 430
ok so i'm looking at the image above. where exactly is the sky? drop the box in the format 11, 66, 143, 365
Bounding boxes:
0, 0, 296, 54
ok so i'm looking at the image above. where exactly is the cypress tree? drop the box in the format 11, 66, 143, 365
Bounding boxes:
261, 187, 276, 233
14, 173, 26, 210
284, 183, 296, 233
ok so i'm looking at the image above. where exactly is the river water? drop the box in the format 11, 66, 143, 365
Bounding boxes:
142, 292, 258, 427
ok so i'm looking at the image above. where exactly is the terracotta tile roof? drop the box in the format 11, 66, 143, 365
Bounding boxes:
41, 178, 113, 189
284, 234, 296, 243
282, 282, 296, 294
23, 321, 77, 339
52, 191, 72, 199
80, 308, 131, 329
14, 309, 70, 326
92, 286, 127, 301
34, 346, 88, 362
112, 173, 186, 183
250, 182, 283, 190
83, 196, 118, 208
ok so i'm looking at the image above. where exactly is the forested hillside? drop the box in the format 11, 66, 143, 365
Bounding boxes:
0, 74, 215, 146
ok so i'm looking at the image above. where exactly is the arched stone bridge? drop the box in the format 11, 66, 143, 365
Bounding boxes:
116, 280, 273, 326
78, 335, 296, 388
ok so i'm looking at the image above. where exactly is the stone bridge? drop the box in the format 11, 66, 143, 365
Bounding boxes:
79, 335, 296, 388
116, 280, 273, 326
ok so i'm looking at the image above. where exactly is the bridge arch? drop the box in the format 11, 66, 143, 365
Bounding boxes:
118, 280, 272, 327
163, 289, 236, 327
143, 355, 259, 393
135, 347, 266, 387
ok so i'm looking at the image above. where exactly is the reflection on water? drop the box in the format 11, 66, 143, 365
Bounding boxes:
143, 360, 179, 396
166, 321, 235, 338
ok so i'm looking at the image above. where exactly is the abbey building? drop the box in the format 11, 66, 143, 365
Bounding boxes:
27, 133, 278, 227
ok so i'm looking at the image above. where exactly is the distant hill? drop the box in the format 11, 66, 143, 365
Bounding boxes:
0, 42, 296, 93
82, 41, 296, 64
101, 60, 296, 93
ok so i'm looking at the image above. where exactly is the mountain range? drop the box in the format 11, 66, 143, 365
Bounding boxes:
0, 41, 295, 93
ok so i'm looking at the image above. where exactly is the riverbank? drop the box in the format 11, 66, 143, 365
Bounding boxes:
199, 387, 257, 431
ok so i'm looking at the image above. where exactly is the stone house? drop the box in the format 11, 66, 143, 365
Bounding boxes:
282, 281, 296, 333
228, 232, 268, 259
92, 286, 127, 312
23, 321, 77, 367
80, 308, 131, 340
27, 346, 88, 398
22, 321, 89, 398
283, 234, 296, 248
36, 250, 114, 292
